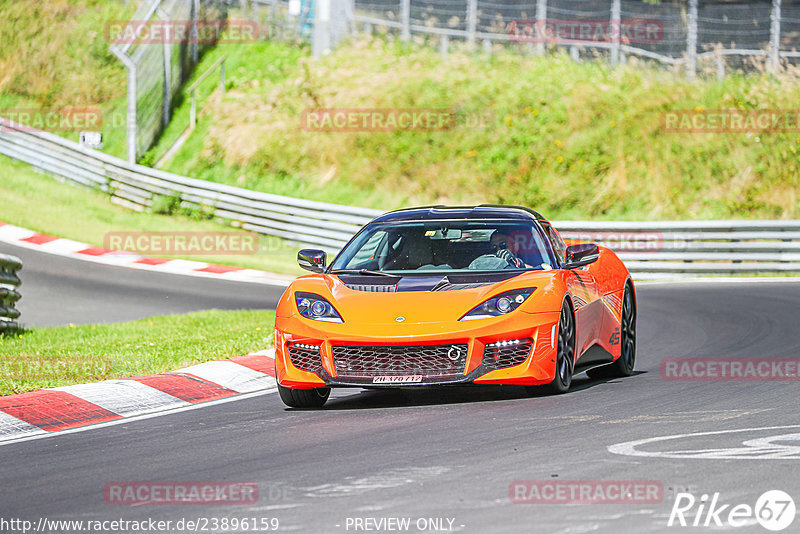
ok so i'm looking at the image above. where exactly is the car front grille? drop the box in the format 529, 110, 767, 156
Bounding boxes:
483, 339, 533, 370
332, 343, 469, 379
287, 343, 322, 374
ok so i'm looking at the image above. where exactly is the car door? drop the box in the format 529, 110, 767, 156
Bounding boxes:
543, 222, 603, 356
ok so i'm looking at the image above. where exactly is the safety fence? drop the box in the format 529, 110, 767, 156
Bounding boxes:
110, 0, 230, 163
0, 255, 22, 333
349, 0, 800, 78
111, 0, 799, 162
2, 116, 799, 278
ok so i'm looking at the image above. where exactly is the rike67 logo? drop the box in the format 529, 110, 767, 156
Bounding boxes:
668, 490, 796, 531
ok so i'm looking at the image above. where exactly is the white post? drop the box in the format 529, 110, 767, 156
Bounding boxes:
687, 0, 698, 80
157, 7, 171, 129
312, 0, 331, 57
467, 0, 478, 46
610, 0, 621, 66
110, 44, 137, 163
770, 0, 781, 73
191, 0, 199, 64
288, 0, 300, 39
401, 0, 410, 42
535, 0, 547, 56
440, 34, 449, 60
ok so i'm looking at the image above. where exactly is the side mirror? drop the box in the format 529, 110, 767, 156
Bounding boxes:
297, 249, 327, 273
563, 243, 599, 269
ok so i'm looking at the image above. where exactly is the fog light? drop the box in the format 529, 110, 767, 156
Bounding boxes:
291, 343, 319, 351
486, 339, 523, 348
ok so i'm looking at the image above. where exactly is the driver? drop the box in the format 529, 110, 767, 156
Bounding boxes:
490, 230, 525, 268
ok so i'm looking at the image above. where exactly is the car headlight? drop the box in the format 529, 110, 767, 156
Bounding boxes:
460, 288, 536, 321
295, 292, 344, 323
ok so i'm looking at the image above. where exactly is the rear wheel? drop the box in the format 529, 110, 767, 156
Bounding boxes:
277, 383, 330, 408
538, 301, 575, 395
587, 283, 636, 379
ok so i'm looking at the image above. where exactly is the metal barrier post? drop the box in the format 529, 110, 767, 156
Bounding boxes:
467, 0, 478, 46
401, 0, 410, 42
770, 0, 782, 72
535, 0, 547, 56
610, 0, 621, 66
687, 0, 698, 80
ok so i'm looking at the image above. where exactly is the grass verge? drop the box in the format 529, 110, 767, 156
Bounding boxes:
0, 154, 304, 275
0, 310, 275, 396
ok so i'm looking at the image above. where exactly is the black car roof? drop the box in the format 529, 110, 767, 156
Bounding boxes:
372, 205, 548, 224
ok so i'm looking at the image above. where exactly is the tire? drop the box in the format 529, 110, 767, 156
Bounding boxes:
587, 283, 636, 379
535, 300, 575, 395
277, 383, 330, 408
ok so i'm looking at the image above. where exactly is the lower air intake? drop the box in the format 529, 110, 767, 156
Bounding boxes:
288, 343, 322, 374
483, 339, 533, 370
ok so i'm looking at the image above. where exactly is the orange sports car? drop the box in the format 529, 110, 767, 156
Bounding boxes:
274, 206, 636, 408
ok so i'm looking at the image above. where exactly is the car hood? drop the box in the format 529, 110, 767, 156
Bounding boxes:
288, 271, 562, 325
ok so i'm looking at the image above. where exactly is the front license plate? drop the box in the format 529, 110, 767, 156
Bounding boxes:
372, 375, 423, 384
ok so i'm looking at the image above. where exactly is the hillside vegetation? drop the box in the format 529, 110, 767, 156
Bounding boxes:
1, 3, 798, 221
157, 38, 800, 220
0, 0, 130, 115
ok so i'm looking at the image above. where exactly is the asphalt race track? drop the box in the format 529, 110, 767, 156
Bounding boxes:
0, 242, 286, 327
1, 262, 799, 532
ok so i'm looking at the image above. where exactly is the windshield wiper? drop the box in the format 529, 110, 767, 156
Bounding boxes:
329, 269, 399, 277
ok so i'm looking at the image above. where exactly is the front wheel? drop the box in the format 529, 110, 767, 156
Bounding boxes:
533, 300, 575, 395
278, 383, 330, 408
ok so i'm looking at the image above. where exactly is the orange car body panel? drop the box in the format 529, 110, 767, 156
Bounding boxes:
274, 242, 633, 389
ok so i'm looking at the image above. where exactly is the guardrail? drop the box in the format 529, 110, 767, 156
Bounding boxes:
555, 220, 800, 278
0, 118, 379, 251
1, 117, 800, 278
0, 254, 22, 333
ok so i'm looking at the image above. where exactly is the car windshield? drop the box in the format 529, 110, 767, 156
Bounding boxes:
329, 220, 555, 274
